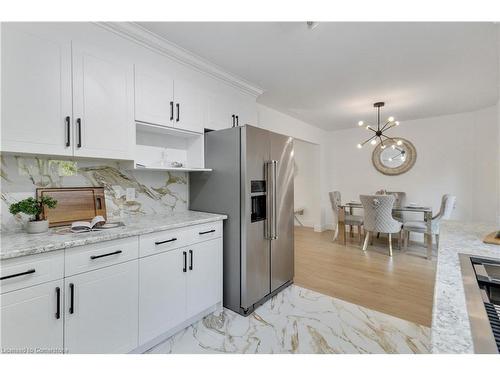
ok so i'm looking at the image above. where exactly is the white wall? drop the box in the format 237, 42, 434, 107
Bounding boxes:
293, 140, 321, 229
325, 106, 500, 229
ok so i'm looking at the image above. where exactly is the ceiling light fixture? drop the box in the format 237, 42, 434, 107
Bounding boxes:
356, 102, 401, 149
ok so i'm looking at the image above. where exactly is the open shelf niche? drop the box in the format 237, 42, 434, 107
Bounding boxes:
125, 122, 212, 172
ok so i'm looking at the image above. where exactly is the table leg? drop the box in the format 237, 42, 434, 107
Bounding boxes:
339, 207, 346, 245
425, 211, 432, 260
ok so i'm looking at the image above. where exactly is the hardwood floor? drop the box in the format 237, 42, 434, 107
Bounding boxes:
293, 226, 436, 327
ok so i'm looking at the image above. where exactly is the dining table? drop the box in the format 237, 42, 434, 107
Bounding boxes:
338, 202, 434, 260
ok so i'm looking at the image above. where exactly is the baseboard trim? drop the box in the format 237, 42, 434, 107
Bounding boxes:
130, 302, 222, 354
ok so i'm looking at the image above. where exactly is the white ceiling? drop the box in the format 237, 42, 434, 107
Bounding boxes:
137, 22, 499, 131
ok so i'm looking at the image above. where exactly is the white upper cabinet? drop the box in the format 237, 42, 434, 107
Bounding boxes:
135, 67, 174, 127
72, 43, 135, 160
206, 88, 257, 131
1, 24, 73, 156
134, 68, 205, 134
173, 77, 205, 133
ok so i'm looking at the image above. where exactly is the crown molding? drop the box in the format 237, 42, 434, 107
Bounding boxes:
96, 22, 264, 98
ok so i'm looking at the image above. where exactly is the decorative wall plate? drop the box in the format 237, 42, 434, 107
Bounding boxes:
372, 138, 416, 176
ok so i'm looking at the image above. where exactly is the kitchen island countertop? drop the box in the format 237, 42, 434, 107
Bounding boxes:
431, 220, 499, 353
1, 210, 227, 261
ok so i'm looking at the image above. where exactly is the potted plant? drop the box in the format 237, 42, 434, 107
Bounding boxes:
9, 196, 58, 234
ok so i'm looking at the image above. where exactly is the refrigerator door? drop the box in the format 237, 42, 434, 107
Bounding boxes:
240, 126, 271, 309
269, 132, 295, 291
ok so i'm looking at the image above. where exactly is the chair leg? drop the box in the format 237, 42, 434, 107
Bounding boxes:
358, 225, 362, 245
398, 231, 402, 250
332, 223, 339, 242
362, 232, 370, 252
350, 225, 353, 238
388, 233, 393, 257
404, 230, 409, 249
377, 232, 380, 239
370, 231, 374, 245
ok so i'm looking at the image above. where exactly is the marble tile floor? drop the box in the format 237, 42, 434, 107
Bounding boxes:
146, 285, 430, 354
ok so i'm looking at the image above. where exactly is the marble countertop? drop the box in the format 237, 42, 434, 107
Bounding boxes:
431, 220, 499, 353
0, 210, 227, 261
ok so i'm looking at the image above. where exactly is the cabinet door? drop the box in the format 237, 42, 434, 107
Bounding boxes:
1, 24, 73, 156
138, 248, 187, 345
72, 43, 135, 160
206, 91, 234, 131
64, 260, 138, 354
233, 93, 258, 127
186, 238, 222, 317
135, 67, 174, 127
173, 77, 205, 133
1, 280, 64, 354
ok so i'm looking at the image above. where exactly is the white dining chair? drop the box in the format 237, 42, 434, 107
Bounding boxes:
360, 194, 402, 257
402, 194, 456, 250
329, 191, 364, 244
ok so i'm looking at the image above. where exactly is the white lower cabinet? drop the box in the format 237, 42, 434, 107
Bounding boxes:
138, 238, 222, 346
0, 279, 64, 354
64, 260, 139, 354
0, 221, 223, 354
138, 248, 186, 345
186, 239, 222, 317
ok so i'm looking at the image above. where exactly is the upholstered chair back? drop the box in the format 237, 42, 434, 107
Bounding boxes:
435, 194, 456, 222
360, 194, 401, 234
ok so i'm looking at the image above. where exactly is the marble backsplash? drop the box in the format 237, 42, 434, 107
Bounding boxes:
0, 155, 188, 232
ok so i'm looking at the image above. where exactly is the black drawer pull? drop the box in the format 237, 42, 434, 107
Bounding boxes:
189, 250, 193, 271
69, 283, 74, 314
90, 250, 122, 260
170, 101, 174, 121
199, 229, 216, 235
176, 103, 180, 122
0, 268, 36, 281
76, 118, 82, 148
65, 116, 71, 147
155, 238, 177, 245
55, 287, 61, 319
182, 251, 187, 272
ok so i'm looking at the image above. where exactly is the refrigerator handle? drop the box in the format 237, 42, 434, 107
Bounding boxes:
265, 160, 278, 240
271, 160, 278, 239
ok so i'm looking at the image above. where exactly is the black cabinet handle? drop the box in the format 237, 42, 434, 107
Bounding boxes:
155, 238, 177, 245
170, 101, 174, 121
232, 114, 235, 127
55, 287, 61, 319
65, 116, 71, 147
76, 118, 82, 148
199, 229, 216, 235
90, 250, 122, 260
69, 283, 74, 314
236, 115, 239, 126
189, 250, 193, 271
176, 103, 180, 122
182, 251, 187, 272
0, 268, 35, 281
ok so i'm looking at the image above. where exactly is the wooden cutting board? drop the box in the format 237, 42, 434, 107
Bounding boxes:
483, 231, 500, 245
36, 187, 107, 227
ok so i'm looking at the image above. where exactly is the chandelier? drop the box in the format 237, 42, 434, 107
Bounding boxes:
357, 102, 401, 149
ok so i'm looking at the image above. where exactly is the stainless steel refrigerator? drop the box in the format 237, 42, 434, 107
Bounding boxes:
189, 125, 294, 316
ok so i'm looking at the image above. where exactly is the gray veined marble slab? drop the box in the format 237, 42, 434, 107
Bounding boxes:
431, 221, 499, 354
147, 285, 430, 354
0, 211, 227, 260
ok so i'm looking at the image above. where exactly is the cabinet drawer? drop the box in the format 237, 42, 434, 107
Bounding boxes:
188, 221, 222, 244
139, 228, 190, 257
1, 251, 64, 294
65, 237, 139, 277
